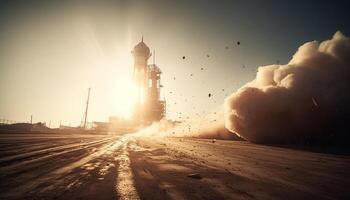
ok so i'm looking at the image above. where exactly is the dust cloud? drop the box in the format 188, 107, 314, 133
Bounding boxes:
225, 31, 350, 144
134, 107, 240, 140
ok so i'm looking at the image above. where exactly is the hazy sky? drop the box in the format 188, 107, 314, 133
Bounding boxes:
0, 0, 349, 127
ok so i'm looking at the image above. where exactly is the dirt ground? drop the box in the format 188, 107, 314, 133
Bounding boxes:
0, 133, 349, 200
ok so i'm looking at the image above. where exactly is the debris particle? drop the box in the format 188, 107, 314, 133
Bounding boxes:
187, 173, 202, 179
225, 46, 229, 50
212, 139, 216, 143
190, 74, 193, 76
208, 93, 212, 98
182, 56, 186, 59
206, 54, 210, 58
312, 97, 318, 107
237, 41, 241, 45
201, 67, 204, 70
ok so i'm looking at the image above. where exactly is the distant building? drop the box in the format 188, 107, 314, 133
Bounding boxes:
0, 122, 52, 133
132, 37, 166, 125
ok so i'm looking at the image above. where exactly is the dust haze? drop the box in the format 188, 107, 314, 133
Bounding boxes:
134, 107, 239, 140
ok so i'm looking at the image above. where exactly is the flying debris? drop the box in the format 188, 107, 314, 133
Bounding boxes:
208, 93, 212, 98
312, 97, 318, 107
182, 56, 186, 59
173, 77, 176, 80
187, 173, 202, 179
201, 67, 204, 70
190, 74, 193, 77
237, 41, 241, 45
206, 54, 210, 58
225, 46, 229, 50
242, 64, 246, 68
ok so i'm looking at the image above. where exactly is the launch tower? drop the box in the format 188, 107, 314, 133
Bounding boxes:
131, 37, 166, 124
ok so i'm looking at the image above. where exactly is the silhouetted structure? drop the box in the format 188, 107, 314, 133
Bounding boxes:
132, 37, 166, 125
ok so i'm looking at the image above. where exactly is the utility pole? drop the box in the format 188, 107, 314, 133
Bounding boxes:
30, 115, 33, 124
83, 88, 91, 129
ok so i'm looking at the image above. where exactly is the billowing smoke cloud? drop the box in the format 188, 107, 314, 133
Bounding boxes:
225, 31, 350, 144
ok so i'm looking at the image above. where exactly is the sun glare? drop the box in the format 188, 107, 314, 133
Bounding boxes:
113, 77, 138, 119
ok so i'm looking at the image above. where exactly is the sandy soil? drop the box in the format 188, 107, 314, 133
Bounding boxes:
0, 133, 349, 200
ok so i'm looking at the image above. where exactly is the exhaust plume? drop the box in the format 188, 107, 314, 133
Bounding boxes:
225, 31, 350, 144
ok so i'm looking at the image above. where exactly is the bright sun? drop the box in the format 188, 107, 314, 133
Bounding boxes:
113, 77, 138, 119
